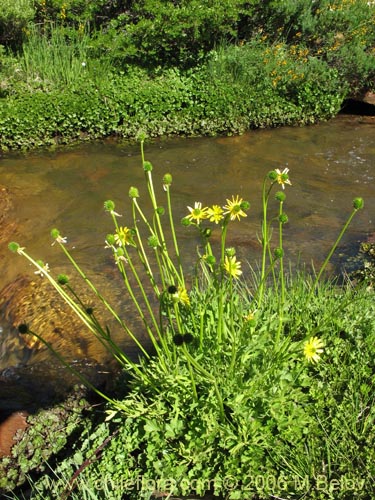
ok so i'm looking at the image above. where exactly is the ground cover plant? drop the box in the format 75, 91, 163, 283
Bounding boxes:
6, 139, 375, 499
0, 0, 374, 150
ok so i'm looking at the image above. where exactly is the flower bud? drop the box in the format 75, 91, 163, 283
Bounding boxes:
148, 235, 159, 248
163, 173, 172, 186
143, 161, 153, 172
268, 170, 278, 181
104, 200, 115, 212
353, 197, 364, 210
274, 247, 284, 259
57, 274, 69, 285
106, 233, 116, 245
136, 130, 147, 142
181, 217, 191, 227
204, 255, 216, 266
279, 213, 289, 224
240, 201, 250, 211
128, 186, 139, 199
51, 228, 60, 239
225, 247, 236, 257
275, 191, 286, 202
156, 206, 165, 216
116, 247, 125, 257
8, 242, 20, 253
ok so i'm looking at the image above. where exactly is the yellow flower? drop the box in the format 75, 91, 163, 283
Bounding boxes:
303, 337, 324, 363
186, 202, 208, 223
207, 205, 224, 224
171, 286, 190, 306
114, 226, 135, 246
177, 287, 190, 306
275, 168, 292, 190
223, 195, 247, 221
224, 255, 242, 279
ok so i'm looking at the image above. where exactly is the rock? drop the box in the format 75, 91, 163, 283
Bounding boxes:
0, 411, 28, 458
362, 91, 375, 106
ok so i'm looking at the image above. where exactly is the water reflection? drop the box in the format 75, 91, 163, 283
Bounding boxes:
0, 116, 374, 376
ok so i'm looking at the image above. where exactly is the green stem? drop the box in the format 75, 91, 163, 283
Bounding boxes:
311, 207, 360, 293
258, 179, 273, 305
166, 184, 185, 285
58, 242, 149, 358
276, 201, 285, 343
218, 221, 229, 344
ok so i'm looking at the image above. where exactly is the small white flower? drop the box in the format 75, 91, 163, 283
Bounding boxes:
51, 235, 67, 246
34, 263, 50, 277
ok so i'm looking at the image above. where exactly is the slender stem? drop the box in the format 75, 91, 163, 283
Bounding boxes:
218, 221, 229, 343
276, 201, 285, 343
166, 184, 185, 285
311, 207, 360, 293
258, 179, 273, 305
58, 242, 149, 357
279, 201, 285, 306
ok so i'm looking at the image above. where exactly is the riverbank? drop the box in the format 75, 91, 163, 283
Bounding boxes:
0, 61, 345, 152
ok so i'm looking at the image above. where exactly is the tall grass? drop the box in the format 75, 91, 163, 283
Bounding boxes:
19, 24, 92, 90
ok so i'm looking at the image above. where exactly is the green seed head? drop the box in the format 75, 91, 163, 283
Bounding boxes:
128, 186, 139, 199
136, 130, 147, 142
268, 170, 278, 181
57, 274, 69, 285
204, 255, 216, 266
274, 247, 284, 259
147, 235, 159, 248
240, 200, 250, 211
104, 200, 115, 212
275, 191, 286, 202
116, 247, 125, 257
51, 228, 60, 239
181, 217, 192, 227
8, 242, 20, 253
163, 173, 172, 186
106, 233, 116, 245
279, 213, 289, 224
353, 197, 364, 210
143, 161, 153, 172
225, 247, 236, 257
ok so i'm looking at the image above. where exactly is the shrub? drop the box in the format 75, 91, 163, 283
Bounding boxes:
0, 0, 35, 49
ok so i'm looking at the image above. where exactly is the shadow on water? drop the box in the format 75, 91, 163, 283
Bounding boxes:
0, 114, 374, 412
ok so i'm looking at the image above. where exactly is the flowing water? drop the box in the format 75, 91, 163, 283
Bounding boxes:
0, 115, 374, 406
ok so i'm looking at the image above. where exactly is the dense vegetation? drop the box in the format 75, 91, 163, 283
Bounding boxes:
0, 0, 374, 150
3, 142, 374, 499
1, 3, 375, 498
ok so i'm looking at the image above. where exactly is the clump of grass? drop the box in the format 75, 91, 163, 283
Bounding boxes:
18, 23, 103, 91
